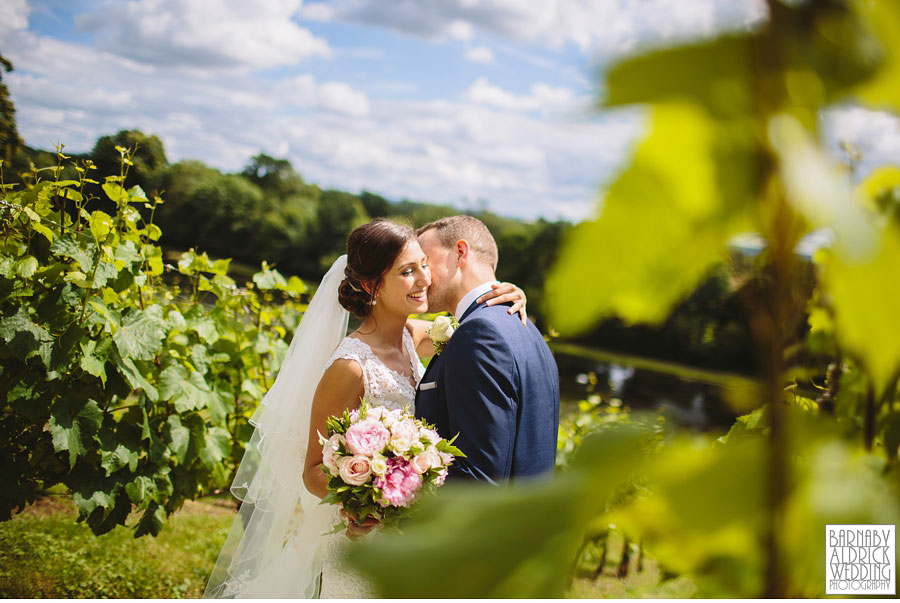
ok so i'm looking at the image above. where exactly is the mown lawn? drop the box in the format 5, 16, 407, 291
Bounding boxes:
0, 495, 235, 598
1, 495, 694, 598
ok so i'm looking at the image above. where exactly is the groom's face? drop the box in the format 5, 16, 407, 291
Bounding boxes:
417, 229, 456, 314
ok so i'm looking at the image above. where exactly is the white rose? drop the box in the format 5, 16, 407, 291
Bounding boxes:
389, 419, 420, 454
429, 315, 455, 343
370, 454, 388, 475
321, 434, 344, 473
382, 408, 403, 429
419, 427, 440, 448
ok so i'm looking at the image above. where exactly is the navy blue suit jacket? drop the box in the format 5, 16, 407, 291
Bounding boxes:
415, 300, 560, 484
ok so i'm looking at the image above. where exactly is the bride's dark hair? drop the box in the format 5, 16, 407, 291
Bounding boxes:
338, 218, 416, 318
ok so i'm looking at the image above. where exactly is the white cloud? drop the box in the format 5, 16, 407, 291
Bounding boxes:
317, 0, 768, 61
2, 1, 653, 221
300, 2, 336, 21
465, 45, 495, 64
449, 19, 474, 41
0, 0, 29, 39
319, 81, 371, 117
278, 75, 371, 117
73, 0, 331, 71
465, 77, 576, 114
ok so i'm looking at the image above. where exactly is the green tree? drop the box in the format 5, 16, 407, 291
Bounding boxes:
0, 54, 23, 167
314, 190, 369, 269
91, 130, 168, 195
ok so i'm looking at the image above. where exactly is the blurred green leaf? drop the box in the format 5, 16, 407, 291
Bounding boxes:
604, 35, 755, 118
352, 423, 649, 597
851, 0, 900, 111
819, 223, 900, 395
545, 103, 754, 333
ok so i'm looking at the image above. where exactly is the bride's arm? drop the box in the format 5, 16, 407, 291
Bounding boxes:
406, 319, 435, 358
477, 282, 529, 325
302, 359, 365, 500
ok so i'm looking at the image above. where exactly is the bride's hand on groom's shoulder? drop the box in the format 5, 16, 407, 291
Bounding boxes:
341, 509, 380, 540
477, 282, 529, 325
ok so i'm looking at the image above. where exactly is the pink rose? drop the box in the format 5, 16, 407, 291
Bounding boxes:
374, 458, 423, 507
322, 433, 344, 473
411, 450, 441, 474
344, 419, 390, 456
337, 454, 372, 486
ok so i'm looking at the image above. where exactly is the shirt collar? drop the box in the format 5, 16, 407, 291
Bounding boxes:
454, 281, 499, 319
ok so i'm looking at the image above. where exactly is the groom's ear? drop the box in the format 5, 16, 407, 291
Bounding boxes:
455, 240, 470, 265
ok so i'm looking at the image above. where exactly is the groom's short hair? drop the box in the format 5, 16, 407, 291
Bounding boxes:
417, 215, 498, 271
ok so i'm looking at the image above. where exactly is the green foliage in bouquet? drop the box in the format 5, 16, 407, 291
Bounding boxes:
0, 145, 306, 537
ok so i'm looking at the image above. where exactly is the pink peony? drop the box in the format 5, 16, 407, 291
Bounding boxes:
344, 419, 390, 456
411, 450, 441, 474
374, 458, 423, 507
337, 455, 372, 486
322, 433, 344, 473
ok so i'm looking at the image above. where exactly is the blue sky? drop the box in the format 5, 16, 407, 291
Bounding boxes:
3, 0, 899, 221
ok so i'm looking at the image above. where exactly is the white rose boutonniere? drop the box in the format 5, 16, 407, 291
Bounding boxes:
427, 315, 458, 356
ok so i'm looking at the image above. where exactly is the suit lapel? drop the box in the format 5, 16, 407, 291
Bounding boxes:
416, 301, 482, 397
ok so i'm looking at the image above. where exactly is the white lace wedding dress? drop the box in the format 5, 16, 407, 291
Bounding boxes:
317, 328, 425, 599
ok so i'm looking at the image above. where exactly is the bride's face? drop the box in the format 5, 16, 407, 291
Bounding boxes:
374, 240, 431, 315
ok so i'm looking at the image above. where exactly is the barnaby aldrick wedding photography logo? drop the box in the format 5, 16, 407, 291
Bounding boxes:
825, 524, 895, 595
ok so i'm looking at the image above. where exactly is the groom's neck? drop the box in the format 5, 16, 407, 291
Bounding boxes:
452, 264, 496, 311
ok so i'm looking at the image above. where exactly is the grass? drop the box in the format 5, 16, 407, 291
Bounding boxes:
0, 495, 236, 598
1, 495, 695, 598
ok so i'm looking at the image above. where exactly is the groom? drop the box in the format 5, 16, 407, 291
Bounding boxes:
415, 216, 559, 484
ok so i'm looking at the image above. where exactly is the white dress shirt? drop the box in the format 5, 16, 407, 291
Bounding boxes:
454, 281, 499, 319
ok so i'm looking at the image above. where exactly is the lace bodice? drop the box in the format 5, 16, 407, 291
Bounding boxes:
324, 328, 424, 411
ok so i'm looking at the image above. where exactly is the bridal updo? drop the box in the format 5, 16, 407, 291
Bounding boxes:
338, 219, 417, 318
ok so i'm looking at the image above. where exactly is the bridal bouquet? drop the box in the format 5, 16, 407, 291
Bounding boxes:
319, 401, 463, 530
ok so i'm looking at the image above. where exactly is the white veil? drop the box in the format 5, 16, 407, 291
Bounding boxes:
204, 255, 350, 599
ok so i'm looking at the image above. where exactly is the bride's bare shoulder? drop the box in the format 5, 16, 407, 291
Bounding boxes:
316, 357, 364, 399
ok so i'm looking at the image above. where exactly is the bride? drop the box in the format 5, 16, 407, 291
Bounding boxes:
204, 218, 526, 598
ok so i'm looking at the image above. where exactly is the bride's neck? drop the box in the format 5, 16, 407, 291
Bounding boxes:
357, 309, 407, 347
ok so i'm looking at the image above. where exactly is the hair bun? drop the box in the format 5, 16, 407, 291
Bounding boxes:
338, 275, 372, 318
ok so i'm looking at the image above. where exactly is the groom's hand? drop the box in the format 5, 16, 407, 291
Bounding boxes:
341, 509, 380, 540
477, 282, 528, 326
